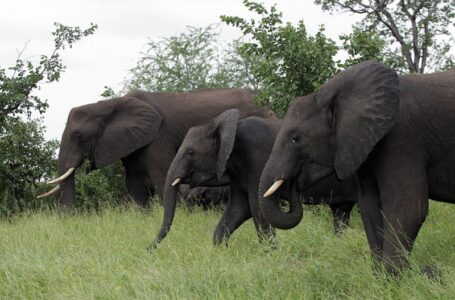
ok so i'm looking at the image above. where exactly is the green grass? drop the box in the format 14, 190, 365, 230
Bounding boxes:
0, 202, 455, 299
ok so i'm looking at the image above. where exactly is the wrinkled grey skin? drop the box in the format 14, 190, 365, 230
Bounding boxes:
154, 110, 356, 246
55, 88, 273, 209
259, 61, 455, 273
178, 185, 229, 210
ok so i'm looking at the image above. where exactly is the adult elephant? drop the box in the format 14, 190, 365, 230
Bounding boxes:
154, 110, 356, 246
39, 88, 273, 209
259, 61, 455, 273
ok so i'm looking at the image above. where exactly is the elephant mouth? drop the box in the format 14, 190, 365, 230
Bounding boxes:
172, 171, 219, 188
37, 166, 76, 198
265, 160, 335, 197
264, 162, 304, 198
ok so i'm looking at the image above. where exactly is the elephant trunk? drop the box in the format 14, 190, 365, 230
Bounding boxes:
258, 157, 303, 229
54, 140, 81, 210
58, 172, 76, 210
153, 160, 182, 246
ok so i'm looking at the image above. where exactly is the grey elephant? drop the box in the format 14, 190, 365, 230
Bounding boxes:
39, 89, 273, 209
154, 109, 357, 246
178, 185, 229, 210
259, 61, 455, 273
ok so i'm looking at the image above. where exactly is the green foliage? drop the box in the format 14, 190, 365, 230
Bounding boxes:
0, 23, 97, 216
1, 202, 455, 298
74, 161, 128, 211
340, 25, 406, 71
0, 118, 58, 217
315, 0, 455, 73
221, 0, 338, 116
0, 22, 97, 123
124, 25, 254, 93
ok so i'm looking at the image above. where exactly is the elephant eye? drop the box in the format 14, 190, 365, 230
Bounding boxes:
186, 150, 195, 157
290, 136, 300, 144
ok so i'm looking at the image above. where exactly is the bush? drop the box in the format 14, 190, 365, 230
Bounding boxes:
0, 118, 58, 217
74, 161, 128, 211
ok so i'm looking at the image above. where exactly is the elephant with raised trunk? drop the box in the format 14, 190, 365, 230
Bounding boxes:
154, 110, 357, 246
40, 88, 273, 209
259, 61, 455, 274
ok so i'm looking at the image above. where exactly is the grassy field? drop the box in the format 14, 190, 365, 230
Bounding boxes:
0, 202, 455, 299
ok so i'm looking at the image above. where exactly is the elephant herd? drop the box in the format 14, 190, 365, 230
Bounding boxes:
40, 61, 455, 275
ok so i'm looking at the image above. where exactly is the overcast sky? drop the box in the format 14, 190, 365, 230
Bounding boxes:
1, 0, 364, 140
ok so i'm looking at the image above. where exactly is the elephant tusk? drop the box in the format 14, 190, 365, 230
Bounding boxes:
263, 179, 284, 197
171, 178, 181, 186
37, 185, 60, 199
47, 167, 75, 185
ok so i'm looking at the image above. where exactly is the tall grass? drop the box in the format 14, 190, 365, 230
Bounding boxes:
0, 201, 454, 299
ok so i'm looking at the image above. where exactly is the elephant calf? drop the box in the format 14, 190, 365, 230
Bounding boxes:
154, 109, 357, 246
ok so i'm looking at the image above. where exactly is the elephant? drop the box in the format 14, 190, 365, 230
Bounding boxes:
259, 60, 455, 273
178, 185, 229, 210
39, 88, 274, 209
154, 109, 357, 246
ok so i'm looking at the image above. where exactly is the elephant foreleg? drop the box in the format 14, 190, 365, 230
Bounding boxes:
379, 166, 429, 274
329, 201, 355, 234
125, 169, 150, 207
213, 182, 251, 246
358, 171, 384, 263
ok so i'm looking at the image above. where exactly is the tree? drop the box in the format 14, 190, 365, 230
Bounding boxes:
315, 0, 455, 73
221, 0, 338, 116
124, 25, 254, 93
0, 23, 98, 125
0, 23, 97, 215
339, 25, 406, 71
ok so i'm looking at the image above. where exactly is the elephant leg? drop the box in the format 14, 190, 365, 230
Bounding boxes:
213, 182, 252, 246
379, 167, 429, 274
145, 140, 178, 200
125, 169, 150, 207
357, 172, 384, 263
329, 201, 355, 234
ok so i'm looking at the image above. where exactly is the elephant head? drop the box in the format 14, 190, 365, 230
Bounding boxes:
259, 61, 400, 229
154, 109, 239, 245
39, 97, 163, 209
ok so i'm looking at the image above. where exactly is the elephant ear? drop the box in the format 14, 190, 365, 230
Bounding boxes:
209, 109, 240, 182
95, 97, 163, 168
322, 61, 400, 180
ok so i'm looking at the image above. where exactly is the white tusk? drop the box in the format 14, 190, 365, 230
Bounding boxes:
47, 167, 75, 185
171, 178, 181, 186
37, 185, 60, 199
263, 179, 284, 197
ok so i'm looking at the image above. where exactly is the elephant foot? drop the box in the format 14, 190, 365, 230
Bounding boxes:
260, 238, 278, 253
421, 265, 441, 280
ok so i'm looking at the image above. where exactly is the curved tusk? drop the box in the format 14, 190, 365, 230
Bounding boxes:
47, 167, 75, 185
171, 178, 181, 187
37, 185, 60, 199
263, 179, 284, 198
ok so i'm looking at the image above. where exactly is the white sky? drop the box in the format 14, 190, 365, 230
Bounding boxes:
1, 0, 364, 140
